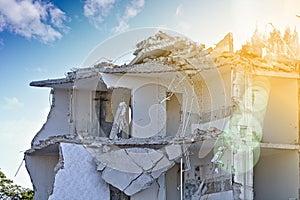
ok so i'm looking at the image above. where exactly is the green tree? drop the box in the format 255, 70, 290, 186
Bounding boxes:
0, 170, 33, 200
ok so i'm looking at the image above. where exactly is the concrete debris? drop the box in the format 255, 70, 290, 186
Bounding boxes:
125, 148, 164, 171
191, 179, 206, 200
165, 144, 182, 160
97, 162, 106, 171
95, 147, 174, 196
102, 167, 141, 192
232, 182, 242, 200
109, 101, 128, 139
49, 143, 110, 200
211, 146, 226, 164
124, 173, 154, 196
151, 156, 174, 179
96, 148, 143, 174
129, 31, 212, 70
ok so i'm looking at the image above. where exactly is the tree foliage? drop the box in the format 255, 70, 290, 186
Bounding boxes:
0, 170, 33, 200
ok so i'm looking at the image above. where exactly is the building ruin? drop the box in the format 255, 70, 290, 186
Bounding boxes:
25, 30, 300, 200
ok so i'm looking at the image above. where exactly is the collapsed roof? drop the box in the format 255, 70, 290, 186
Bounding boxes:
30, 30, 300, 89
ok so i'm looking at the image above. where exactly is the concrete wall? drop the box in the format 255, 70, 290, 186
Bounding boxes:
132, 83, 166, 138
131, 175, 166, 200
262, 77, 298, 144
32, 88, 71, 145
100, 73, 188, 138
254, 149, 299, 200
25, 154, 58, 200
166, 164, 180, 200
197, 66, 232, 116
74, 89, 92, 135
166, 93, 182, 136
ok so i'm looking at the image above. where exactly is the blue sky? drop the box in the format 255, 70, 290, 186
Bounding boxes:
0, 0, 299, 188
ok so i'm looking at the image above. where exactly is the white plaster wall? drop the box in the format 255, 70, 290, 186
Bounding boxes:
198, 67, 232, 113
49, 143, 109, 200
132, 83, 166, 138
101, 73, 211, 138
32, 89, 71, 145
166, 164, 180, 200
262, 77, 298, 144
74, 90, 92, 135
25, 155, 58, 200
254, 149, 299, 200
166, 93, 182, 136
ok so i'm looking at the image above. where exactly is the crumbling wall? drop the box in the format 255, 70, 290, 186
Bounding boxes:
32, 89, 71, 146
49, 143, 109, 200
100, 73, 187, 138
183, 145, 233, 200
25, 145, 59, 200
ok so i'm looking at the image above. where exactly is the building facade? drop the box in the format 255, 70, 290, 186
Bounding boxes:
25, 31, 300, 200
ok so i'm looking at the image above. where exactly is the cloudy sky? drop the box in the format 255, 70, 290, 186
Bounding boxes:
0, 0, 300, 188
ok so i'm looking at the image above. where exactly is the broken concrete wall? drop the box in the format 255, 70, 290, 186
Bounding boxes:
190, 67, 232, 137
25, 146, 59, 200
184, 144, 232, 200
254, 149, 299, 200
32, 89, 71, 145
100, 73, 188, 137
262, 76, 298, 144
49, 143, 109, 200
92, 145, 179, 197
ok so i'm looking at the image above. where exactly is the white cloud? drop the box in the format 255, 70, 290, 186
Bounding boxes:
0, 0, 69, 43
0, 97, 23, 110
83, 0, 145, 33
112, 0, 145, 34
84, 0, 116, 27
176, 4, 183, 17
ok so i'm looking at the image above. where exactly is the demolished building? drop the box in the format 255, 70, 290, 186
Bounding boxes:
25, 30, 300, 200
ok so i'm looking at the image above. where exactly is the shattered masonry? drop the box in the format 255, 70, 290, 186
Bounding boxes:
25, 30, 300, 200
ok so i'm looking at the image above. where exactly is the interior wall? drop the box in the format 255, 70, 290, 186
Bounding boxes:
197, 67, 232, 115
166, 93, 182, 136
254, 149, 299, 200
262, 77, 298, 144
132, 83, 166, 138
166, 164, 180, 200
74, 90, 92, 135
